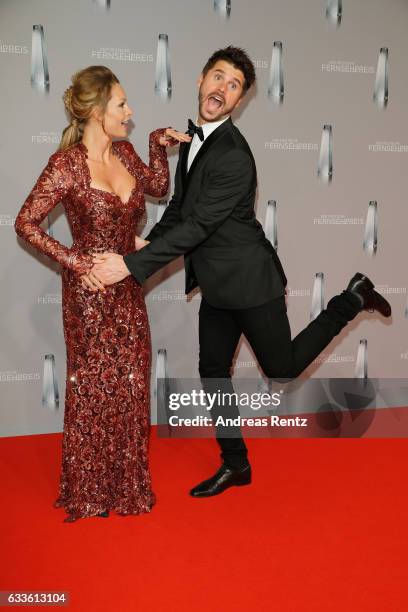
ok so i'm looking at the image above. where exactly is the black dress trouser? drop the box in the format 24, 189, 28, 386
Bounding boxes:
198, 290, 362, 470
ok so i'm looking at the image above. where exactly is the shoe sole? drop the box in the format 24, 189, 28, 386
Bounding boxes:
190, 479, 252, 497
354, 273, 391, 317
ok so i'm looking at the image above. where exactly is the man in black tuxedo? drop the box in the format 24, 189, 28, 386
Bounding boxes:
93, 47, 391, 497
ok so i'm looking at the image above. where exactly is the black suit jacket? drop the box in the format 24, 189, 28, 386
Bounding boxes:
124, 117, 287, 309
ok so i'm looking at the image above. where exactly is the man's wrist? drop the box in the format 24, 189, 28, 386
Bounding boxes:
122, 255, 132, 277
123, 252, 145, 286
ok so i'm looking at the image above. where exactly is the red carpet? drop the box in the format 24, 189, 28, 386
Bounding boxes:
1, 431, 408, 611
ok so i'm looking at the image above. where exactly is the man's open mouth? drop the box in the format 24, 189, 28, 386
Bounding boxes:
207, 94, 224, 112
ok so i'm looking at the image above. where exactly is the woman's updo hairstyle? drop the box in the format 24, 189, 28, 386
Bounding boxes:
59, 65, 120, 150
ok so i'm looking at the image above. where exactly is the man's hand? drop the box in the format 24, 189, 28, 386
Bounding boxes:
80, 270, 106, 292
135, 235, 150, 251
92, 253, 130, 286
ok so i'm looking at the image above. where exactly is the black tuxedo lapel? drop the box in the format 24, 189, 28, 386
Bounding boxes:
183, 118, 232, 191
179, 140, 191, 192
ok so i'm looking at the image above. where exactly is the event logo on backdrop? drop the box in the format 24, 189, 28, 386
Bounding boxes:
155, 34, 172, 100
264, 201, 278, 250
326, 0, 342, 28
268, 42, 284, 105
310, 272, 324, 321
214, 0, 231, 19
42, 354, 59, 410
31, 25, 48, 93
317, 125, 333, 183
374, 47, 389, 109
363, 201, 378, 256
93, 0, 110, 10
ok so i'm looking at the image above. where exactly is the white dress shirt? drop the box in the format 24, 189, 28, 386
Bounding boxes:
187, 116, 230, 172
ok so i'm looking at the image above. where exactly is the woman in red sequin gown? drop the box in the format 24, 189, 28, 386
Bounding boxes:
14, 67, 184, 522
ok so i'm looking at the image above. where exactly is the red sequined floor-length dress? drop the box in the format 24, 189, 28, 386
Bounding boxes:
15, 129, 169, 522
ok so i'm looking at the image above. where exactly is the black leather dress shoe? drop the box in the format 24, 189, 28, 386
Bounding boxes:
190, 464, 251, 498
347, 272, 391, 317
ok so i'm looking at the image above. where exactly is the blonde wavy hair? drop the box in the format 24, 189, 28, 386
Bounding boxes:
59, 65, 120, 151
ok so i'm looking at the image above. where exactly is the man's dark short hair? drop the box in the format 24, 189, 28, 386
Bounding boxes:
202, 46, 256, 94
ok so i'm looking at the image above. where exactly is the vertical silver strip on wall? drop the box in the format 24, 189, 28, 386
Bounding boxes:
93, 0, 111, 10
264, 200, 278, 250
268, 42, 284, 105
317, 125, 333, 183
355, 339, 368, 379
31, 25, 49, 93
310, 272, 324, 320
214, 0, 231, 19
42, 354, 59, 409
257, 369, 272, 394
155, 348, 168, 396
157, 199, 168, 223
373, 47, 389, 109
155, 34, 172, 100
363, 201, 378, 255
155, 348, 170, 418
325, 0, 342, 27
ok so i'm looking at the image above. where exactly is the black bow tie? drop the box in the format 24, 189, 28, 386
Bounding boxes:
187, 118, 204, 142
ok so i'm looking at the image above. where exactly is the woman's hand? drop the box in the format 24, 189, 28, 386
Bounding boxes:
159, 128, 192, 147
135, 235, 150, 251
80, 269, 106, 292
